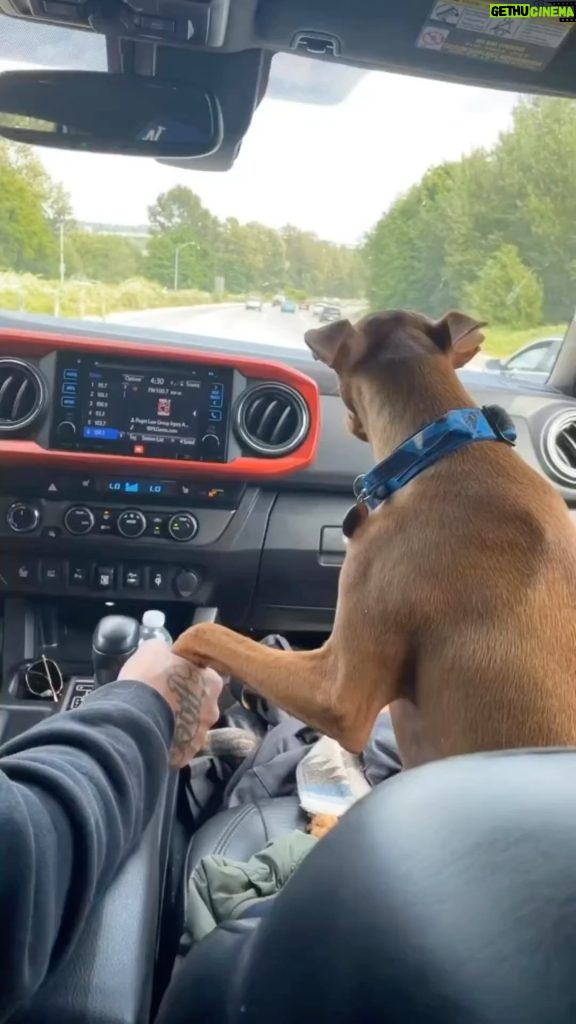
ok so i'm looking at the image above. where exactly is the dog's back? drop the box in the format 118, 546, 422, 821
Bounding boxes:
402, 441, 576, 755
304, 309, 576, 760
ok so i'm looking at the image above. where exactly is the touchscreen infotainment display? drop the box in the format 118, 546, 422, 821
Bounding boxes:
51, 354, 233, 462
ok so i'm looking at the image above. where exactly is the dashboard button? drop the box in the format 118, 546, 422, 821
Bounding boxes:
96, 566, 115, 590
15, 560, 38, 585
41, 561, 64, 586
148, 567, 168, 592
70, 564, 89, 586
117, 509, 147, 538
42, 526, 62, 541
201, 433, 221, 452
64, 506, 95, 536
167, 512, 198, 542
174, 569, 201, 598
96, 508, 115, 534
7, 503, 40, 534
146, 514, 166, 538
56, 420, 77, 442
123, 566, 143, 590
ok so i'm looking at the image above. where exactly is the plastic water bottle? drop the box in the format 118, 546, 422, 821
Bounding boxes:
139, 609, 172, 645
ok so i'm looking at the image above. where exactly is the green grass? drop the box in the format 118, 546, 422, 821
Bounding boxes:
482, 323, 566, 358
0, 272, 241, 319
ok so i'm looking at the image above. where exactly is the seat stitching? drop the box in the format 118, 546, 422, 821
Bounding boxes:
253, 801, 271, 842
212, 804, 256, 856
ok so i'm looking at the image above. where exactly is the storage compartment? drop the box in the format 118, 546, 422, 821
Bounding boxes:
254, 492, 349, 630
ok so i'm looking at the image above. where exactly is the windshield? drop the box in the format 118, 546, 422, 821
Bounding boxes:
0, 22, 572, 376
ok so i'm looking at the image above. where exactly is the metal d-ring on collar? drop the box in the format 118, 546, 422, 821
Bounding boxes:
352, 405, 516, 513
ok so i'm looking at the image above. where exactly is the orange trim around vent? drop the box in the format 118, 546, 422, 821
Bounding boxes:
0, 328, 321, 479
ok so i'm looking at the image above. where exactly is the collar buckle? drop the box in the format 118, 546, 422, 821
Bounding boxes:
481, 404, 517, 446
352, 474, 366, 502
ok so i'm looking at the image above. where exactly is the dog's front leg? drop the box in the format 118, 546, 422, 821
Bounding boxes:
173, 621, 401, 752
173, 622, 352, 746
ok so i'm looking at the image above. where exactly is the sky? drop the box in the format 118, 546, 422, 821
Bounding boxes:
1, 39, 520, 245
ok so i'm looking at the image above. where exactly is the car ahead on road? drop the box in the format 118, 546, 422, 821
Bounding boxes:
312, 303, 325, 318
245, 297, 263, 311
281, 299, 297, 313
272, 294, 285, 307
299, 300, 310, 310
484, 336, 562, 385
319, 305, 342, 323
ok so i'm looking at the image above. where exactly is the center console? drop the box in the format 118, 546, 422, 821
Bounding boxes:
0, 327, 320, 752
0, 469, 247, 602
0, 329, 320, 1024
0, 328, 320, 613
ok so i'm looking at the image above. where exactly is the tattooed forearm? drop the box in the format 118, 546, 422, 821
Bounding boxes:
167, 663, 207, 761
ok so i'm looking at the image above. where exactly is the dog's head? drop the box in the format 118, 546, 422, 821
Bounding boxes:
304, 309, 486, 442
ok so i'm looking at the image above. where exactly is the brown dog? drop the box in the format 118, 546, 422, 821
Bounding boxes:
174, 310, 576, 766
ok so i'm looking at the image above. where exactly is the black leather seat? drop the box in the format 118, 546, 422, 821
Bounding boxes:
185, 796, 307, 876
158, 748, 576, 1024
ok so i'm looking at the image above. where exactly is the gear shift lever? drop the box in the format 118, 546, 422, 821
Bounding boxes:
91, 615, 141, 688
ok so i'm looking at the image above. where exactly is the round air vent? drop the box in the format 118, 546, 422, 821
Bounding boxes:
234, 383, 310, 457
0, 359, 46, 434
542, 410, 576, 484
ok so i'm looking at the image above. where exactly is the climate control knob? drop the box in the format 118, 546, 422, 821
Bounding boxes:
7, 502, 40, 534
117, 509, 147, 539
64, 506, 95, 536
167, 512, 198, 542
174, 569, 201, 598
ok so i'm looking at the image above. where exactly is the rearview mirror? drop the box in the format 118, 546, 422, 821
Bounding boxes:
0, 70, 223, 158
484, 358, 503, 371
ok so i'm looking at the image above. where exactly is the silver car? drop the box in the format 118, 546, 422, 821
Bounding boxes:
484, 337, 562, 385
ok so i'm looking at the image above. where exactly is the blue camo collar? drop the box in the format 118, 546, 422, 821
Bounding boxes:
353, 405, 516, 512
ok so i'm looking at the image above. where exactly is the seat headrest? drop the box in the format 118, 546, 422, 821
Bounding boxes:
235, 749, 576, 1024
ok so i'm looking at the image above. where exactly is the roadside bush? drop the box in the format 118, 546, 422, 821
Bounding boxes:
0, 272, 242, 319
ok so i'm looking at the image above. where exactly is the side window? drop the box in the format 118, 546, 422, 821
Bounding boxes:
506, 343, 551, 373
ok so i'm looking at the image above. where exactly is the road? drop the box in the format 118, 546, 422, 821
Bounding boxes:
104, 302, 319, 352
103, 302, 489, 369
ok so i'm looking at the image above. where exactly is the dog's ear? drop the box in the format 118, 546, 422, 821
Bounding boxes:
304, 320, 364, 372
431, 311, 488, 369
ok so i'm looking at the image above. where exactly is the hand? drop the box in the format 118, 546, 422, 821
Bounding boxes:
119, 640, 223, 767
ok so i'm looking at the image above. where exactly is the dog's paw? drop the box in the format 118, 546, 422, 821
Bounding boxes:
308, 813, 340, 839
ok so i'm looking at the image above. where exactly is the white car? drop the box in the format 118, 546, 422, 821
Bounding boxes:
484, 337, 562, 384
245, 297, 263, 312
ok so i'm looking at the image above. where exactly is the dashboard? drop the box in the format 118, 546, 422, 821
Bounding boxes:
0, 319, 575, 633
0, 326, 320, 617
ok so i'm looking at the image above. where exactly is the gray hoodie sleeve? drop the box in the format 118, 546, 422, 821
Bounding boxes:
0, 679, 174, 1023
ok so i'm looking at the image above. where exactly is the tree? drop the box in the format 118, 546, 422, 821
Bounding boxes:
68, 232, 143, 284
0, 141, 56, 274
146, 186, 218, 289
466, 244, 543, 329
362, 95, 576, 325
490, 97, 576, 322
144, 185, 364, 297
